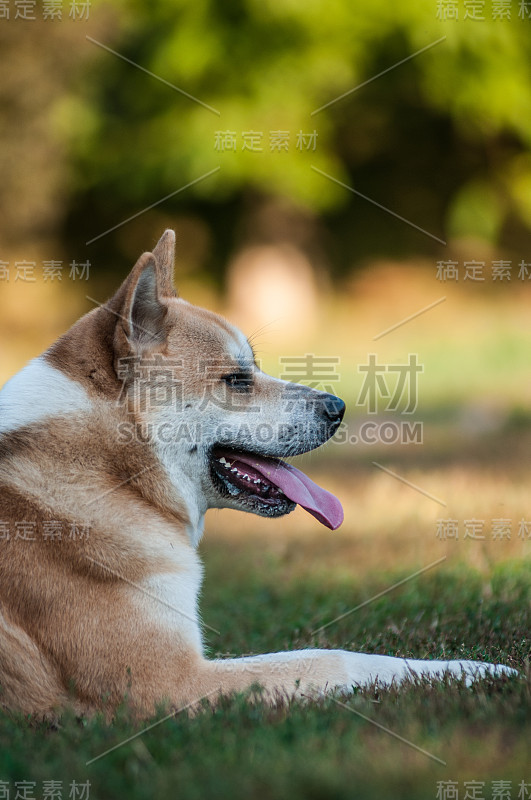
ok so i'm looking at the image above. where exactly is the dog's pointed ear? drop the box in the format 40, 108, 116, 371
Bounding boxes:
152, 229, 177, 298
112, 231, 177, 359
120, 252, 168, 351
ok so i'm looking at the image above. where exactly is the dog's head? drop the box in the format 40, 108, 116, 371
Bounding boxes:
52, 231, 345, 536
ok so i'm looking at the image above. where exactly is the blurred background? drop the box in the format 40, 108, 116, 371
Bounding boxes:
1, 0, 531, 577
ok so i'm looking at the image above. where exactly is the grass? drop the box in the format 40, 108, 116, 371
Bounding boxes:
0, 543, 528, 799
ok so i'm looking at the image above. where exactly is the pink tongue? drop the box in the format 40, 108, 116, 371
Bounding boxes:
225, 452, 343, 530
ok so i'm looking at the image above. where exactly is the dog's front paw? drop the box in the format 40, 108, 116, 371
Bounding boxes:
332, 651, 519, 692
422, 659, 519, 686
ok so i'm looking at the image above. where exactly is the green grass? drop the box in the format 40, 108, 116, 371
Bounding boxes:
0, 554, 528, 800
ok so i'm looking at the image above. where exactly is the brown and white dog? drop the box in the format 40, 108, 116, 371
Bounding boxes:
0, 230, 516, 718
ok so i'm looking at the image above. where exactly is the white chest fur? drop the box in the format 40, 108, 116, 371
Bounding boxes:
137, 556, 204, 653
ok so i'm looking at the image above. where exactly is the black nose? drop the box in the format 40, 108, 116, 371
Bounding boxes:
321, 393, 345, 423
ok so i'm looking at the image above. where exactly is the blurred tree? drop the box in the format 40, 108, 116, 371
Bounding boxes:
0, 19, 82, 249
1, 0, 531, 275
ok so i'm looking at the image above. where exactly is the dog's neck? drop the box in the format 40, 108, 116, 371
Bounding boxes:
0, 357, 205, 550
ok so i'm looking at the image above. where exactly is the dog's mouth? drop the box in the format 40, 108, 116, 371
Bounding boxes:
209, 446, 343, 529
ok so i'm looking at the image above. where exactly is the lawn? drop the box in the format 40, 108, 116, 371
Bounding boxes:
0, 554, 528, 800
0, 435, 529, 800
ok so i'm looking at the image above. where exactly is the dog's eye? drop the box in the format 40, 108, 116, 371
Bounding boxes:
222, 373, 252, 392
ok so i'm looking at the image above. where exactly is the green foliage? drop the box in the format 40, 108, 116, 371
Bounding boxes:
62, 0, 531, 258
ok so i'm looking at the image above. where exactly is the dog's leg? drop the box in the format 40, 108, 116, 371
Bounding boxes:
191, 650, 516, 704
0, 613, 70, 717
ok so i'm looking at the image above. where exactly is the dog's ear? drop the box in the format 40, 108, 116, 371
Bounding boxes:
112, 231, 177, 358
152, 229, 177, 298
119, 252, 168, 352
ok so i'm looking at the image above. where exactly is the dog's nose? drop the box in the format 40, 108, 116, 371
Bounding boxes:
320, 393, 345, 423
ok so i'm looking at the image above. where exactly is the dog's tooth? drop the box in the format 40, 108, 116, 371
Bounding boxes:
231, 467, 238, 473
253, 479, 260, 484
219, 457, 228, 465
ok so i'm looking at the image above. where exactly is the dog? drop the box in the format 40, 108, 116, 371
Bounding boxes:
0, 230, 516, 718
